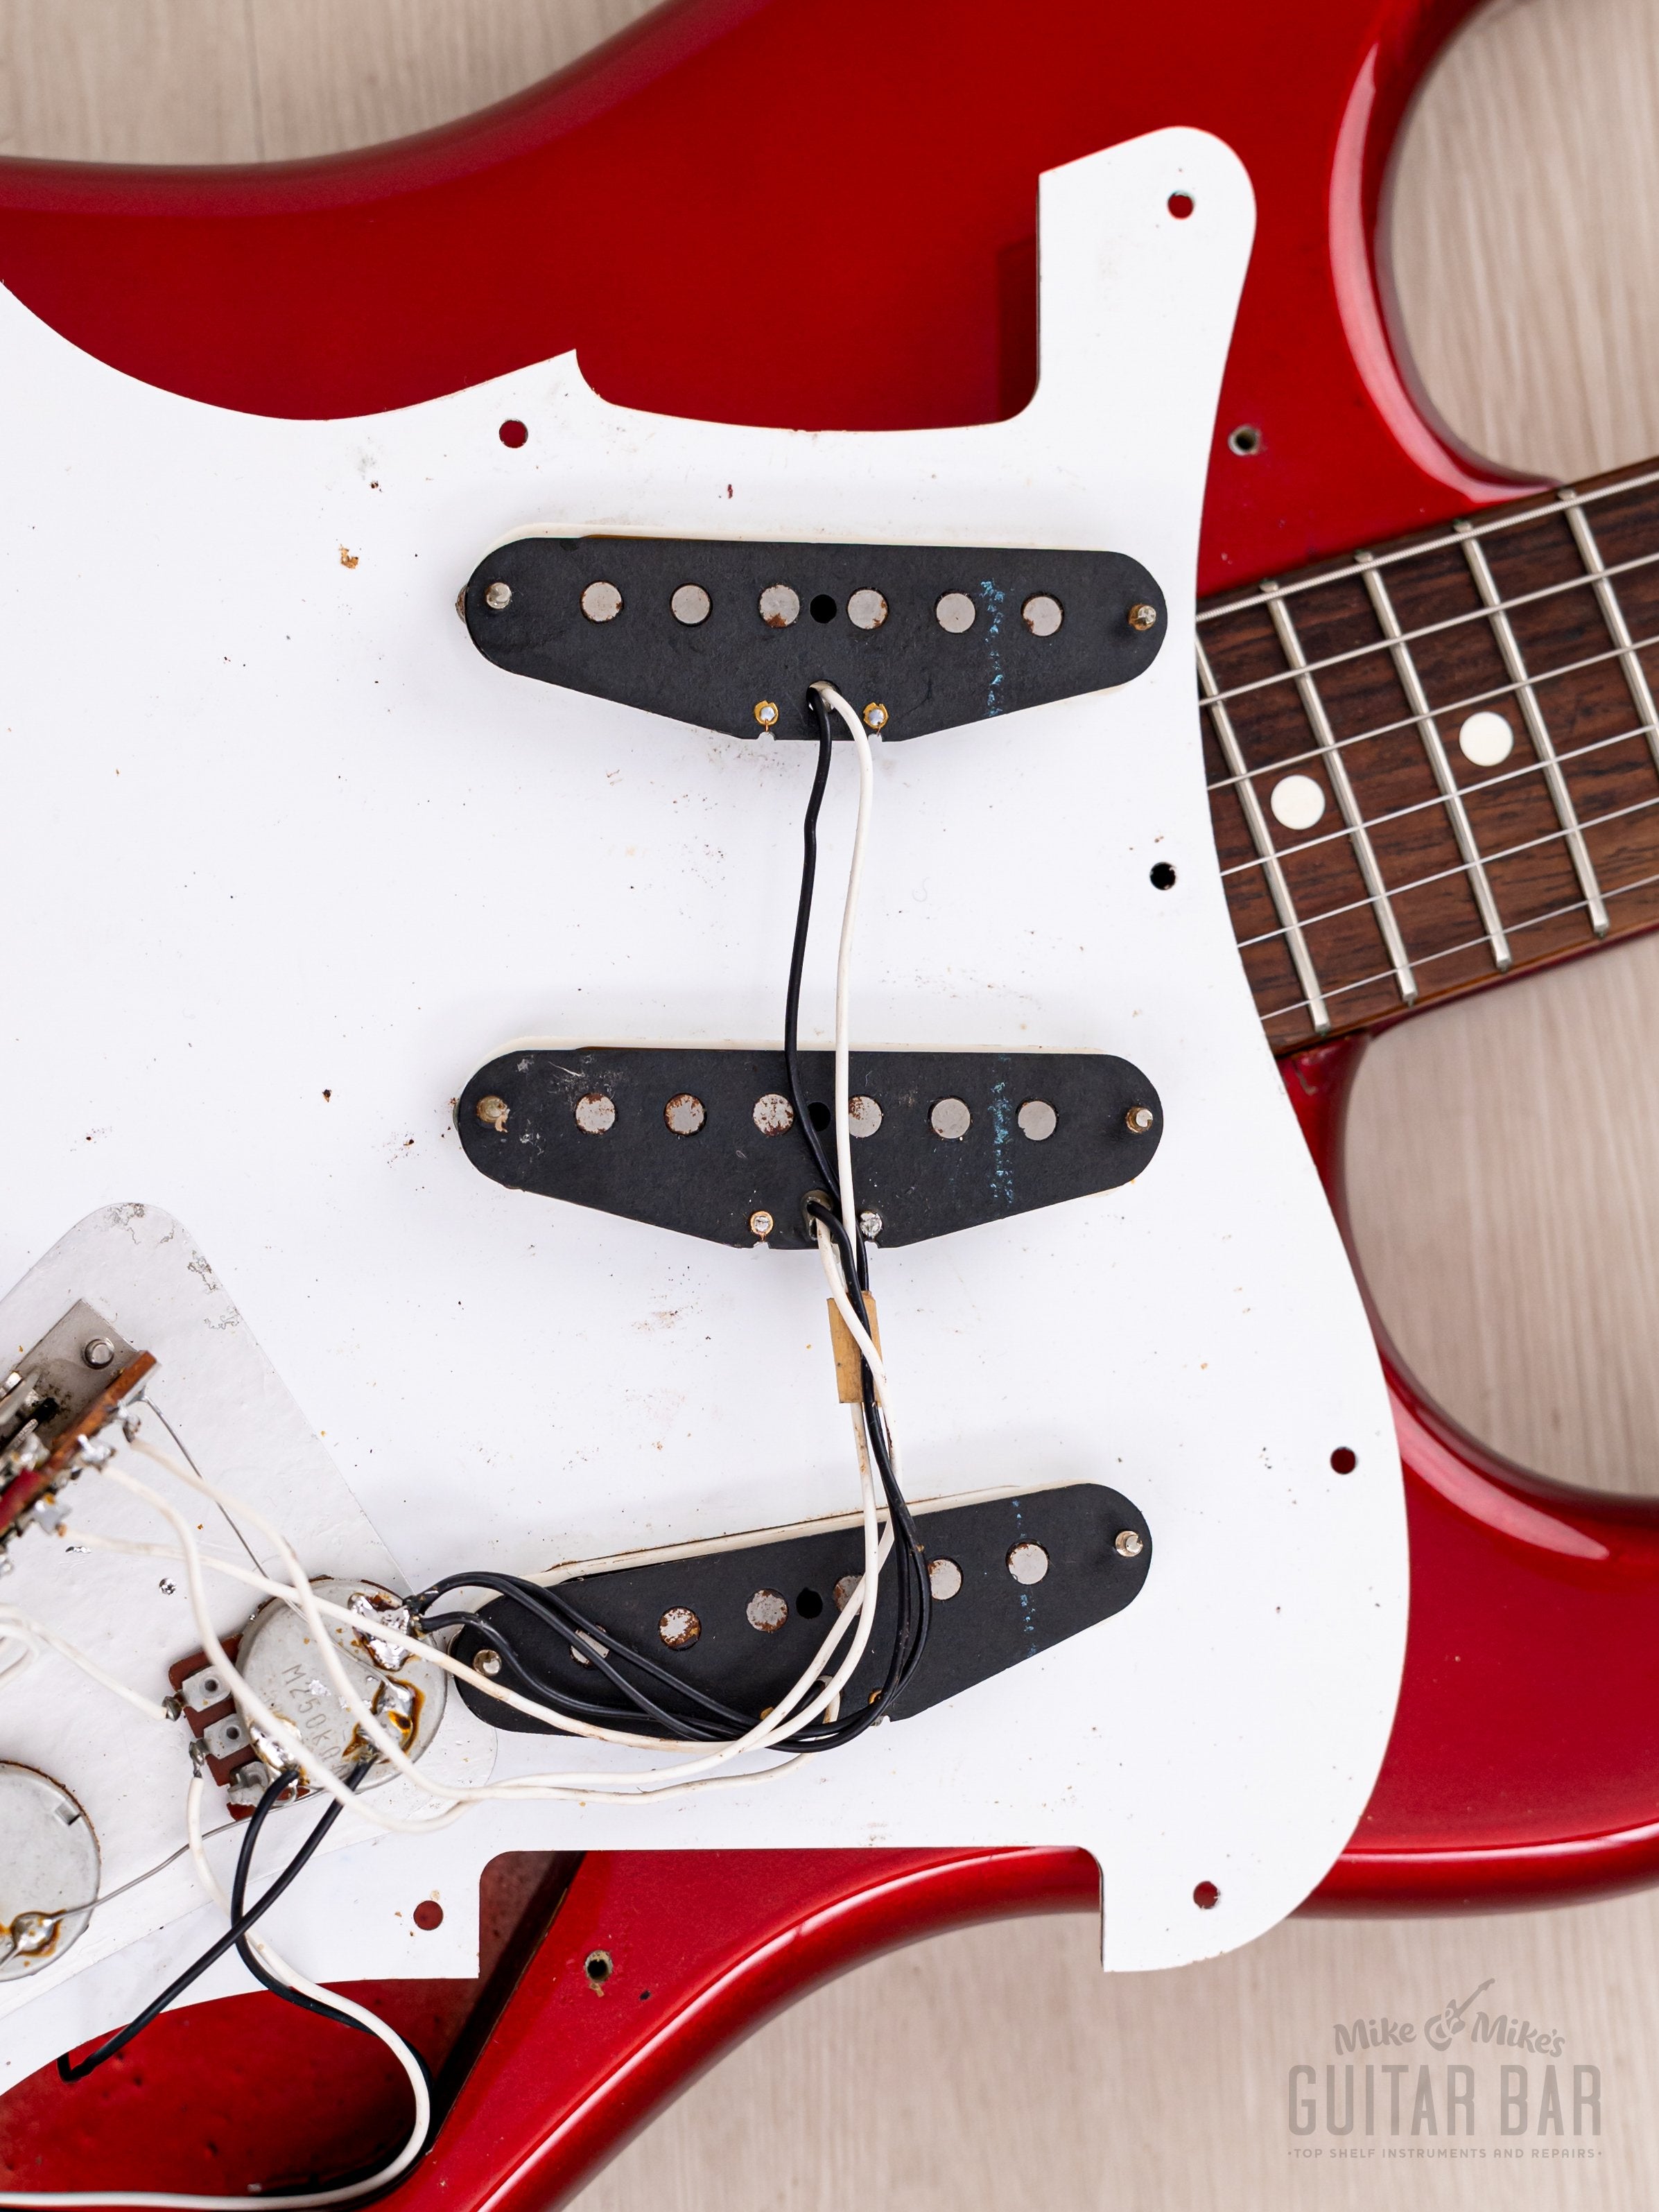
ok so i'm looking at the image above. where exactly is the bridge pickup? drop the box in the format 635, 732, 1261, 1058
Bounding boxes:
458, 1046, 1162, 1248
461, 538, 1166, 742
449, 1481, 1152, 1734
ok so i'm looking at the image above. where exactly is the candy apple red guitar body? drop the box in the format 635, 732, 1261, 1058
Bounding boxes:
6, 0, 1659, 2203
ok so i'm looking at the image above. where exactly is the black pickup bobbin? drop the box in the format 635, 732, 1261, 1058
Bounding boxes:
458, 1046, 1162, 1249
462, 538, 1166, 741
450, 1480, 1153, 1733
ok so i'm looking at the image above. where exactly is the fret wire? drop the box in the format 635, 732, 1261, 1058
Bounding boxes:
1355, 551, 1511, 972
1218, 716, 1653, 882
1258, 862, 1659, 1030
1197, 461, 1659, 625
1557, 487, 1659, 781
1204, 627, 1659, 799
1201, 542, 1659, 713
1262, 584, 1418, 1006
1457, 521, 1610, 935
1195, 636, 1330, 1034
1234, 785, 1659, 955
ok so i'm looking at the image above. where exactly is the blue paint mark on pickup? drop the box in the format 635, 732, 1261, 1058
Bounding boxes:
987, 1076, 1015, 1212
1008, 1493, 1038, 1649
979, 580, 1006, 717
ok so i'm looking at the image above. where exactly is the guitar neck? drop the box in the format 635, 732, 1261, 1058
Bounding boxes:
1200, 459, 1659, 1051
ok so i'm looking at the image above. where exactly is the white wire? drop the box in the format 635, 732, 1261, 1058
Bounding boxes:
0, 1603, 173, 1723
0, 1775, 431, 2211
96, 1438, 884, 1809
180, 1768, 431, 2197
0, 677, 895, 2212
0, 678, 892, 2198
75, 691, 892, 1813
809, 681, 876, 1250
40, 710, 894, 1823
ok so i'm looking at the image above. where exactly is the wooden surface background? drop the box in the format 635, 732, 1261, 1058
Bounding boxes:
9, 0, 1659, 2202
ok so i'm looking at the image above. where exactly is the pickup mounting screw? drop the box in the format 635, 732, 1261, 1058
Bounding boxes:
754, 699, 780, 729
475, 1096, 510, 1133
1125, 1105, 1155, 1134
862, 702, 888, 731
574, 1093, 616, 1135
748, 1209, 775, 1240
483, 581, 512, 611
1127, 602, 1159, 632
474, 1648, 503, 1677
1115, 1530, 1145, 1558
81, 1338, 115, 1370
858, 1209, 883, 1240
581, 581, 623, 622
664, 1093, 706, 1136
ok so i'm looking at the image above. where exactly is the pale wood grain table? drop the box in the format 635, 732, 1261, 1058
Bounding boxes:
6, 1, 1659, 2202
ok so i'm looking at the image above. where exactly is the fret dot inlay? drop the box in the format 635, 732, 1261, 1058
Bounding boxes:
1269, 774, 1327, 830
1458, 710, 1516, 767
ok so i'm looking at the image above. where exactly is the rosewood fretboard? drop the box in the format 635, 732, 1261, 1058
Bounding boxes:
1199, 461, 1659, 1052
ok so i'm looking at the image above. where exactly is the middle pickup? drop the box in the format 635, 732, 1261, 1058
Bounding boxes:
458, 1047, 1163, 1248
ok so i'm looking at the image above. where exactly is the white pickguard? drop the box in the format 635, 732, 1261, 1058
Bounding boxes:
0, 123, 1405, 2071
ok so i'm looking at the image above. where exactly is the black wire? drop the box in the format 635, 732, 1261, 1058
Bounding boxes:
232, 1763, 390, 2037
783, 689, 842, 1201
58, 1761, 370, 2082
419, 1571, 754, 1737
411, 692, 932, 1750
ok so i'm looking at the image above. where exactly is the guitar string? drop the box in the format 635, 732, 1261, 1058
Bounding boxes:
1198, 541, 1659, 713
1199, 481, 1659, 1020
1202, 629, 1659, 797
1195, 461, 1659, 625
1228, 787, 1659, 955
1253, 862, 1659, 1030
1215, 717, 1658, 882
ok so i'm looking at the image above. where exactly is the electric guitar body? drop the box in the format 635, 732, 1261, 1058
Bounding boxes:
0, 0, 1656, 2204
